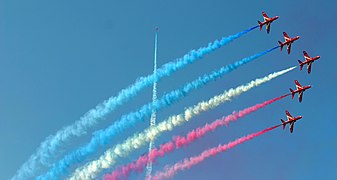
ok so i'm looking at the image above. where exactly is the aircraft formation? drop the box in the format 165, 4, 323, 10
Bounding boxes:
11, 11, 321, 180
258, 11, 320, 133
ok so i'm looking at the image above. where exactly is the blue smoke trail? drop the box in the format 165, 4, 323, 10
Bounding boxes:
38, 45, 278, 179
12, 26, 258, 180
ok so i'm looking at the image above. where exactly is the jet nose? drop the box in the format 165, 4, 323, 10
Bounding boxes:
318, 56, 321, 59
297, 36, 300, 39
276, 16, 279, 19
299, 116, 303, 119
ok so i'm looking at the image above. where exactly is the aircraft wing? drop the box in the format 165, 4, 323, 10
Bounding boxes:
283, 32, 290, 40
266, 23, 271, 33
262, 12, 269, 20
295, 80, 302, 89
299, 91, 303, 102
287, 43, 292, 54
308, 62, 312, 74
303, 51, 310, 60
290, 121, 295, 133
286, 110, 293, 120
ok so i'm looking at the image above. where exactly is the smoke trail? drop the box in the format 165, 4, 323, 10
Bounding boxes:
104, 94, 289, 179
41, 45, 276, 180
150, 124, 281, 180
69, 66, 295, 180
146, 28, 159, 178
13, 26, 258, 180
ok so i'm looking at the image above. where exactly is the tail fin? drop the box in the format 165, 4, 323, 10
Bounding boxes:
289, 88, 295, 99
298, 60, 304, 70
281, 119, 286, 129
258, 20, 263, 31
278, 41, 283, 51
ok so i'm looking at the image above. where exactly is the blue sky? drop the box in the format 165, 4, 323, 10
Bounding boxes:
0, 0, 336, 179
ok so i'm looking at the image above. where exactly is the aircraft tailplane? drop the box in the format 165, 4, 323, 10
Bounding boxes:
278, 41, 284, 51
298, 60, 304, 70
281, 119, 286, 130
258, 20, 263, 31
289, 88, 295, 99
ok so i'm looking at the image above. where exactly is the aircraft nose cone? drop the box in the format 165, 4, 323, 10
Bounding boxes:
299, 116, 303, 119
276, 16, 279, 19
318, 56, 321, 59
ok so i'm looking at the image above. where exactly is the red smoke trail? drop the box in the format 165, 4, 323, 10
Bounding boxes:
150, 124, 282, 180
104, 94, 289, 180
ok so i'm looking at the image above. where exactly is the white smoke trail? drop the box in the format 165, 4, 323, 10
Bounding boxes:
41, 46, 278, 179
13, 26, 258, 180
69, 66, 295, 179
146, 28, 159, 178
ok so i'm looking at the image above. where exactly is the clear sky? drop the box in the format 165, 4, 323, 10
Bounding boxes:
1, 0, 336, 179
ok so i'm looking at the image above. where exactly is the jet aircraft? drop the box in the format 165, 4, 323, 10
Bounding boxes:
278, 32, 300, 54
281, 110, 303, 133
257, 12, 279, 34
290, 80, 311, 103
298, 51, 320, 74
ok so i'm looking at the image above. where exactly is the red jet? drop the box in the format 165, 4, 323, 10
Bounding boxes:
258, 12, 279, 34
298, 51, 320, 74
278, 32, 300, 54
281, 110, 303, 133
290, 80, 311, 103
